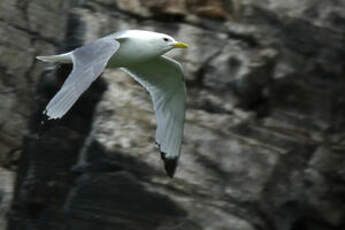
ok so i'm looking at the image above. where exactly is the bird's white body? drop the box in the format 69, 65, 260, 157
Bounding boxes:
36, 30, 188, 177
109, 30, 176, 67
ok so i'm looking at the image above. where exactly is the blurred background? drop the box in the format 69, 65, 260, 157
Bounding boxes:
1, 0, 345, 229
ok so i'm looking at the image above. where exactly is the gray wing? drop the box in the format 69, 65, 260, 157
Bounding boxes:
44, 37, 120, 119
121, 56, 186, 177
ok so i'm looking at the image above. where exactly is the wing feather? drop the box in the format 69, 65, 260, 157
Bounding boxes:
121, 56, 186, 176
44, 37, 120, 119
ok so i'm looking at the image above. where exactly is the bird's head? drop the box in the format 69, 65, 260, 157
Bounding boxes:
137, 31, 188, 56
156, 33, 189, 53
119, 30, 188, 59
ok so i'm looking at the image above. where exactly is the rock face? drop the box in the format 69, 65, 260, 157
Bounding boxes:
0, 0, 70, 229
1, 0, 345, 230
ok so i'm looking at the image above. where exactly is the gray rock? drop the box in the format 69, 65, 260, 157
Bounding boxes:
0, 169, 14, 230
1, 0, 345, 230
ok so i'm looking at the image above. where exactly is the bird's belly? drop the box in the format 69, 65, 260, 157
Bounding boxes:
107, 41, 155, 68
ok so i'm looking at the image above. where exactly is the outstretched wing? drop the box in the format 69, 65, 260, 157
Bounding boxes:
43, 37, 120, 119
121, 56, 186, 177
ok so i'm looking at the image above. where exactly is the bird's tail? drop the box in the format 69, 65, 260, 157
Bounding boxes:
36, 52, 73, 63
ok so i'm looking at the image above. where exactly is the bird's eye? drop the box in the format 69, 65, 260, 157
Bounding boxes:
163, 38, 170, 42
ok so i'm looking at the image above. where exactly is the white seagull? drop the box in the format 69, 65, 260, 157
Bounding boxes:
37, 30, 188, 177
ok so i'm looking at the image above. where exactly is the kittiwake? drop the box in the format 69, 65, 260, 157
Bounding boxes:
36, 30, 188, 177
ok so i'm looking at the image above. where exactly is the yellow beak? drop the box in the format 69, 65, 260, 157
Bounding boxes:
172, 41, 189, 48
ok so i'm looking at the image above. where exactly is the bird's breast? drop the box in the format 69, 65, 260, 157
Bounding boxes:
108, 39, 158, 68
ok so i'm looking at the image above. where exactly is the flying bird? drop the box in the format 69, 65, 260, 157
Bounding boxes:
37, 30, 188, 177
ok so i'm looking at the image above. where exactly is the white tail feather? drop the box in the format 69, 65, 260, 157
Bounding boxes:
36, 52, 72, 63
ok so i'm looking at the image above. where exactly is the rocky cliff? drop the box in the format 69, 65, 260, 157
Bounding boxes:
1, 0, 345, 230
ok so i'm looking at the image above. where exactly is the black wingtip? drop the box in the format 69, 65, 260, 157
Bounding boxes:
160, 152, 178, 178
